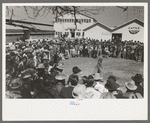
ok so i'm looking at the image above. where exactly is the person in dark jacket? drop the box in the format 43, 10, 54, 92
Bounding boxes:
104, 76, 128, 99
59, 75, 79, 98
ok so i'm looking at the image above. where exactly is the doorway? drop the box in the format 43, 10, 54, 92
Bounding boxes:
112, 33, 122, 43
71, 32, 75, 38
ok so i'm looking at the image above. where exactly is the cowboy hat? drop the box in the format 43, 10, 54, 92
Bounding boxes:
125, 80, 137, 90
72, 84, 86, 99
55, 73, 66, 80
105, 76, 119, 91
131, 73, 143, 84
37, 63, 45, 69
73, 66, 81, 74
56, 63, 65, 70
93, 73, 103, 82
100, 92, 116, 99
8, 78, 21, 90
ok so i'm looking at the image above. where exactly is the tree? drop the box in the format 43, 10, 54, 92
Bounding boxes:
6, 6, 105, 30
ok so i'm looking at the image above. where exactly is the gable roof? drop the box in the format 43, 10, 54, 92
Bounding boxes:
112, 18, 144, 32
83, 22, 112, 32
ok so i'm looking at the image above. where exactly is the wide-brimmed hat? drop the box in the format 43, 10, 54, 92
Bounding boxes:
55, 73, 66, 80
129, 93, 143, 99
56, 63, 65, 70
42, 56, 49, 60
73, 66, 81, 74
22, 73, 31, 79
125, 80, 137, 90
105, 76, 119, 90
72, 84, 86, 98
19, 70, 31, 79
131, 73, 143, 84
100, 92, 116, 99
8, 78, 21, 90
93, 73, 103, 82
37, 63, 45, 69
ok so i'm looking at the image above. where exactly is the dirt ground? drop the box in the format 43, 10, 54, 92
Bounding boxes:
60, 57, 144, 86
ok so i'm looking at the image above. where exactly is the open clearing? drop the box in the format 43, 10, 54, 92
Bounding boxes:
61, 57, 143, 86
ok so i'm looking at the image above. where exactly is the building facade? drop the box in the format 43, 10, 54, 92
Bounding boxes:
83, 18, 144, 42
54, 13, 144, 42
54, 13, 97, 38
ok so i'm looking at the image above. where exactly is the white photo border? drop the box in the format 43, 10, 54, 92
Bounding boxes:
2, 2, 148, 121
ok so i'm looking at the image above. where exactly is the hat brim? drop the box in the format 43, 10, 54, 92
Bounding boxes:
105, 83, 119, 90
125, 82, 137, 90
23, 75, 31, 79
94, 79, 104, 82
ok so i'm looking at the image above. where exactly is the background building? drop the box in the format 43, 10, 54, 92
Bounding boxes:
6, 19, 54, 43
84, 18, 144, 42
54, 13, 97, 38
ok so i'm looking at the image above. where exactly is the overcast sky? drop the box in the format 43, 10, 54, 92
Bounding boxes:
6, 6, 144, 28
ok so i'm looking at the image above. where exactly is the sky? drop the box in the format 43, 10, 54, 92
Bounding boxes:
6, 6, 144, 28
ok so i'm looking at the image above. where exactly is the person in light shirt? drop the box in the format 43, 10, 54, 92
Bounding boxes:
85, 75, 101, 99
93, 73, 108, 94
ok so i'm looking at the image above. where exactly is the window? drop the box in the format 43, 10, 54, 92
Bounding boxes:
82, 32, 84, 36
76, 32, 81, 37
65, 19, 66, 22
72, 19, 74, 22
89, 19, 91, 23
56, 32, 57, 35
70, 19, 71, 22
78, 19, 81, 23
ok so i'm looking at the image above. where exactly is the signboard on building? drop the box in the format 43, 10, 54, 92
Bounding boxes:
128, 27, 140, 34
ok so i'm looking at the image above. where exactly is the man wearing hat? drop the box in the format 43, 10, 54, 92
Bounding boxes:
124, 74, 144, 97
93, 73, 108, 93
94, 56, 103, 79
72, 84, 87, 99
20, 72, 32, 98
68, 66, 83, 84
85, 75, 101, 99
31, 64, 47, 92
59, 75, 79, 98
104, 76, 127, 99
51, 73, 66, 98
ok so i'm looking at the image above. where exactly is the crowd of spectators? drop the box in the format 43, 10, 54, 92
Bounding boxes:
5, 38, 144, 99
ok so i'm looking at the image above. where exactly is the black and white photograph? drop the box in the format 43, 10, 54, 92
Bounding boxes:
2, 3, 148, 120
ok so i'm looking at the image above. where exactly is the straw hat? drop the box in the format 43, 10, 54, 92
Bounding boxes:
56, 63, 65, 70
72, 84, 86, 99
55, 73, 66, 80
129, 93, 143, 99
125, 80, 137, 90
93, 73, 103, 82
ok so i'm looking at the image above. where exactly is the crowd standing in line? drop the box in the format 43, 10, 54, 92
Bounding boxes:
5, 37, 144, 99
